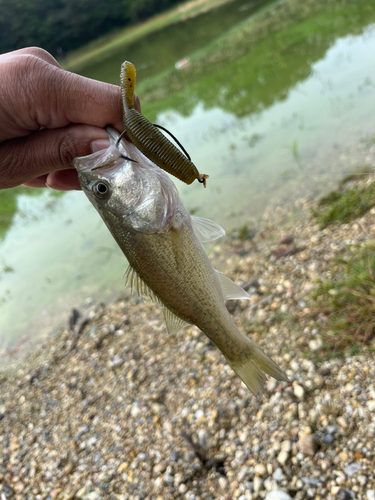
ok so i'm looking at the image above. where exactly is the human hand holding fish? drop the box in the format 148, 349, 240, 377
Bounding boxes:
0, 48, 139, 191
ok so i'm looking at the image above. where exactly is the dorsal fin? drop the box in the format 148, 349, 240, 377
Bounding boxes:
215, 270, 251, 301
191, 215, 225, 243
163, 307, 190, 334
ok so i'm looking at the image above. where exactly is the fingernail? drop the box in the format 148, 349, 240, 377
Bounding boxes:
91, 139, 110, 153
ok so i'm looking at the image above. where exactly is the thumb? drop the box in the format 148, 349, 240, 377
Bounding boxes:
0, 124, 111, 190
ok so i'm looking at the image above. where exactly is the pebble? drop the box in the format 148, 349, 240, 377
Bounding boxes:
254, 476, 264, 494
82, 492, 101, 500
1, 181, 375, 500
265, 492, 292, 500
277, 450, 289, 466
293, 383, 305, 400
254, 463, 267, 476
298, 433, 320, 456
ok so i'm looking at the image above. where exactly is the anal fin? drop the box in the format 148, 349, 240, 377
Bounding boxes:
163, 307, 190, 334
215, 270, 251, 301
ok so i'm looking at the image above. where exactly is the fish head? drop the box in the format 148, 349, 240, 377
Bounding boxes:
73, 128, 180, 232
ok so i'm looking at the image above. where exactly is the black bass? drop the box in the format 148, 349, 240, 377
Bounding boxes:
74, 128, 287, 395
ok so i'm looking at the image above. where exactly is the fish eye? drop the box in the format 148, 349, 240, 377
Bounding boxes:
92, 180, 110, 199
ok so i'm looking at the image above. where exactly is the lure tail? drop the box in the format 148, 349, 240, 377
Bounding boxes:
121, 61, 136, 110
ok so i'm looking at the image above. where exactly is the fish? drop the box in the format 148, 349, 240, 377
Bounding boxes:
120, 61, 209, 187
73, 128, 287, 395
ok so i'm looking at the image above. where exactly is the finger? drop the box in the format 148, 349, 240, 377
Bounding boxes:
46, 169, 81, 191
0, 124, 109, 189
30, 59, 123, 130
23, 175, 49, 188
4, 47, 61, 68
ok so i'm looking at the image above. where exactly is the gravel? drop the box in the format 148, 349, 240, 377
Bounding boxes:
0, 188, 374, 499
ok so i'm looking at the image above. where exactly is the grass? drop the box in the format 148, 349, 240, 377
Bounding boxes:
310, 242, 375, 357
65, 0, 236, 72
311, 168, 375, 229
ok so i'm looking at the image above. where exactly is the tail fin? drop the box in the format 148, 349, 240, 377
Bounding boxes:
227, 339, 288, 396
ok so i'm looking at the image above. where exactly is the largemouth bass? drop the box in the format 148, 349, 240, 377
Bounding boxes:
74, 128, 287, 395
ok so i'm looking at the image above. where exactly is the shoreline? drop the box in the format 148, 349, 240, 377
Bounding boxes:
0, 176, 374, 499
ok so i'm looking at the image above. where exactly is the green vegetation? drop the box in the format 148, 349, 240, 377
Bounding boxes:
310, 242, 375, 356
312, 170, 375, 229
0, 187, 64, 240
134, 0, 375, 122
0, 0, 186, 57
65, 0, 235, 71
0, 187, 40, 240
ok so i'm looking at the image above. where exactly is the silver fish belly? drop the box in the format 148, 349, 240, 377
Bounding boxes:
74, 128, 287, 395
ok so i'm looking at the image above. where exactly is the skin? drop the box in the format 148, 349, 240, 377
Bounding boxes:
0, 47, 140, 191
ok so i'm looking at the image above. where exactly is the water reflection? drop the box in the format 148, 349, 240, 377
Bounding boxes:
77, 0, 272, 84
1, 0, 375, 359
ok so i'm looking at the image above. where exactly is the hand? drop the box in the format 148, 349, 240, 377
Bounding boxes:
0, 47, 140, 191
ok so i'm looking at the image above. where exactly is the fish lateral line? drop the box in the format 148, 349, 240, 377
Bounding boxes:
120, 60, 208, 187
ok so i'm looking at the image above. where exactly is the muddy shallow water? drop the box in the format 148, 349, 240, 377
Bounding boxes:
1, 0, 375, 355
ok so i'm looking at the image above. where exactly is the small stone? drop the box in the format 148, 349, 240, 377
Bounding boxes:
357, 475, 367, 486
337, 416, 348, 429
154, 477, 163, 493
337, 490, 353, 500
338, 451, 349, 462
76, 487, 87, 498
277, 450, 289, 466
179, 483, 188, 494
298, 434, 320, 456
205, 349, 221, 362
50, 489, 62, 500
273, 468, 283, 482
281, 440, 292, 453
198, 429, 208, 448
151, 403, 164, 415
83, 492, 101, 500
131, 404, 141, 417
308, 338, 323, 351
153, 461, 167, 474
344, 463, 361, 476
194, 409, 204, 420
254, 476, 264, 494
219, 477, 228, 490
254, 463, 267, 476
366, 490, 375, 500
265, 492, 292, 500
367, 400, 375, 412
293, 383, 305, 400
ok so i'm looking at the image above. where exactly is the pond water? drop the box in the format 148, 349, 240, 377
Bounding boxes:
1, 0, 375, 360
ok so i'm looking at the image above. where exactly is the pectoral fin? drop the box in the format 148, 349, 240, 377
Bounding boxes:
163, 307, 191, 334
215, 270, 251, 301
191, 215, 225, 243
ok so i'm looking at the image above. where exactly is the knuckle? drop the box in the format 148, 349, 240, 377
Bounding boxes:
57, 130, 80, 167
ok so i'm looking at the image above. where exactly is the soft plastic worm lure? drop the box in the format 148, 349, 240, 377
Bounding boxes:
120, 61, 209, 187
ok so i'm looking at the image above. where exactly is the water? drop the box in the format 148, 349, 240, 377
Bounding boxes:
1, 0, 375, 359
